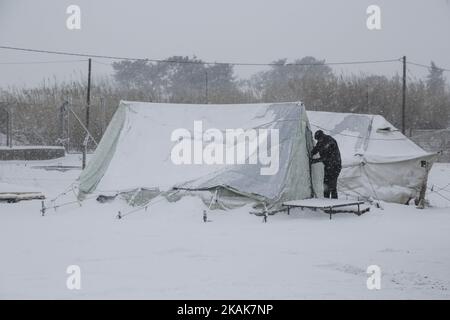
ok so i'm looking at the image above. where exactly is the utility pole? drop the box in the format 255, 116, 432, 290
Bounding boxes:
83, 58, 92, 170
402, 55, 406, 135
205, 70, 208, 104
86, 58, 92, 130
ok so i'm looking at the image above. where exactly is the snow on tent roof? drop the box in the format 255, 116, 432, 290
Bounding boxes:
78, 101, 322, 208
307, 111, 434, 164
307, 110, 437, 203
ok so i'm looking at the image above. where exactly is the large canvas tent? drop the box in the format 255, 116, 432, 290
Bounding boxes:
78, 101, 323, 210
307, 111, 437, 204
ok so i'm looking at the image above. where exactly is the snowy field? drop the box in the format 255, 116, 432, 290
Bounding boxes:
1, 155, 450, 299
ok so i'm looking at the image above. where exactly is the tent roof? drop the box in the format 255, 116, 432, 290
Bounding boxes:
307, 111, 434, 164
79, 101, 320, 205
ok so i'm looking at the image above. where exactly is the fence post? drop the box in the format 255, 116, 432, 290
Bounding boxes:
59, 101, 69, 150
5, 107, 10, 147
0, 104, 10, 147
100, 97, 106, 138
8, 105, 13, 148
82, 135, 89, 170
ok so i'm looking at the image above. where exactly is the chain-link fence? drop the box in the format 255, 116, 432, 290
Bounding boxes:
411, 129, 450, 162
0, 98, 118, 152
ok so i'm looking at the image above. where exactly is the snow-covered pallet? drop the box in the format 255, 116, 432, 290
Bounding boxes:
0, 192, 45, 203
282, 199, 368, 220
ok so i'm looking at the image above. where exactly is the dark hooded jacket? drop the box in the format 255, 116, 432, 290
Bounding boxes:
311, 133, 342, 170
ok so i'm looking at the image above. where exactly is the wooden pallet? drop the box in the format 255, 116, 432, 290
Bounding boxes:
282, 199, 368, 220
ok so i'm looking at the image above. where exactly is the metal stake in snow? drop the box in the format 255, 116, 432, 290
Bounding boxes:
41, 201, 46, 216
203, 189, 218, 223
263, 203, 268, 223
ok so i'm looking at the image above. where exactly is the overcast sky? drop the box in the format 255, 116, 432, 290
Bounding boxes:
0, 0, 449, 88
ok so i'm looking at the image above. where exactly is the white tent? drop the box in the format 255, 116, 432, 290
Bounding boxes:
78, 101, 322, 210
307, 111, 437, 204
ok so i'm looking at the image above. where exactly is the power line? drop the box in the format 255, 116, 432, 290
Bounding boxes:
0, 59, 87, 65
407, 60, 450, 72
92, 59, 112, 66
0, 45, 401, 67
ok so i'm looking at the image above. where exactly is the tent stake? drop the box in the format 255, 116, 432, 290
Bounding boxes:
41, 201, 46, 216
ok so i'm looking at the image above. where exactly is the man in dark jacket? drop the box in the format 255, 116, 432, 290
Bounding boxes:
310, 130, 342, 199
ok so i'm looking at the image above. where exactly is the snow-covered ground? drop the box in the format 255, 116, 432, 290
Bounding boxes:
1, 155, 449, 299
